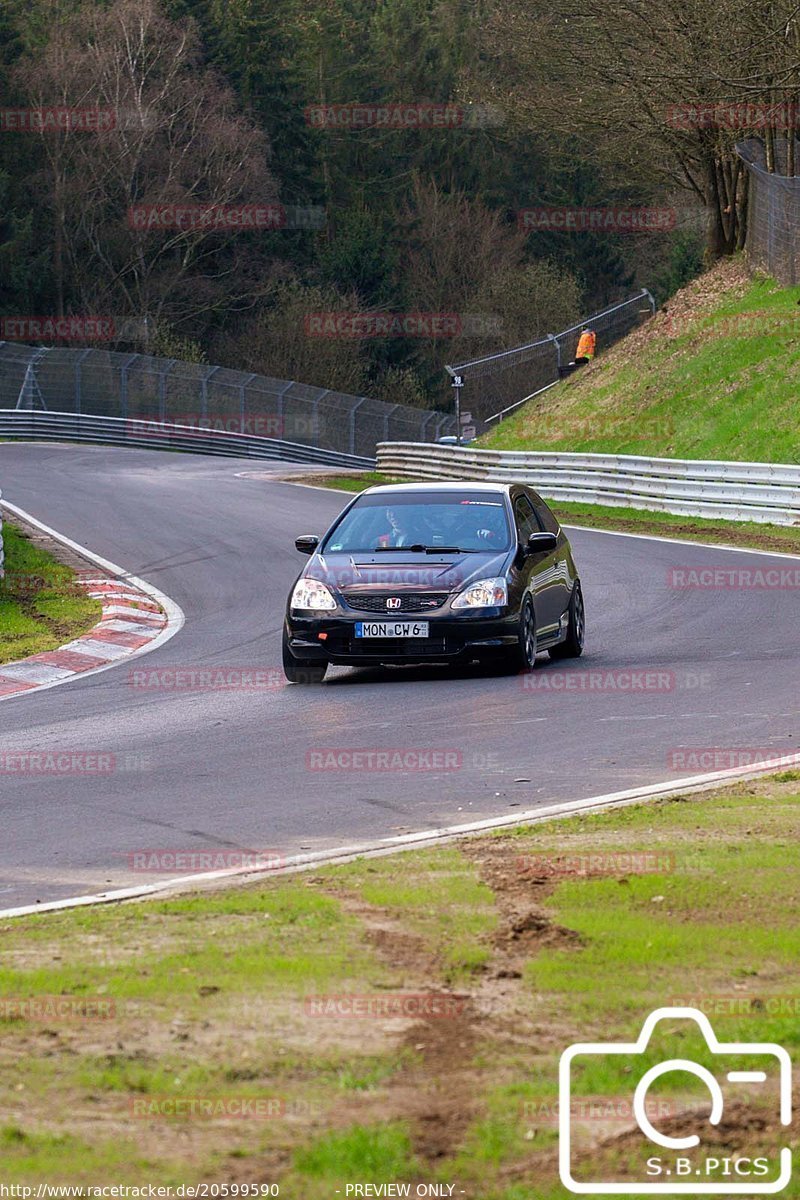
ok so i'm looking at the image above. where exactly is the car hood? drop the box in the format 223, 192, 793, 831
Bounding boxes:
306, 549, 512, 595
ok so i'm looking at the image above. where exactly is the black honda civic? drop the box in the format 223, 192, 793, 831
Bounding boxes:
282, 482, 584, 683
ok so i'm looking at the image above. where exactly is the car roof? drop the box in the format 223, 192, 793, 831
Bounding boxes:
359, 482, 513, 496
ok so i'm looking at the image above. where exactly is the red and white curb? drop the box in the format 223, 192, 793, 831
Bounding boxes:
0, 500, 184, 701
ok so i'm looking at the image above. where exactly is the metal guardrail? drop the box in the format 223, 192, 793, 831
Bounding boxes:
0, 410, 375, 469
377, 442, 800, 526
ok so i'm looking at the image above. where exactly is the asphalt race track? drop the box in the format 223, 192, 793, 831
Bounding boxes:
1, 443, 798, 909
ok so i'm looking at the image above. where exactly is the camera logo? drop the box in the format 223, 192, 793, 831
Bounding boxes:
559, 1006, 792, 1194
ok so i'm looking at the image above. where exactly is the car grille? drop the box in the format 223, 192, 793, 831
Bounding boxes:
347, 639, 449, 657
342, 591, 449, 614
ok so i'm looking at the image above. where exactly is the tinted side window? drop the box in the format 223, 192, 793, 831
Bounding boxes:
530, 492, 560, 535
513, 494, 539, 542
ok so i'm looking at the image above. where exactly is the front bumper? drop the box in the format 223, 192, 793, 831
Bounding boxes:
285, 610, 519, 664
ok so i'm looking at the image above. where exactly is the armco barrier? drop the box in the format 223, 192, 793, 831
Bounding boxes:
0, 410, 374, 469
376, 442, 800, 526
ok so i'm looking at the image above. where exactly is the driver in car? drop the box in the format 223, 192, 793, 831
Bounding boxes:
376, 507, 413, 548
473, 504, 506, 546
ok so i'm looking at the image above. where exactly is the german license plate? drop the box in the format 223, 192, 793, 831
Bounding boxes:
355, 621, 429, 638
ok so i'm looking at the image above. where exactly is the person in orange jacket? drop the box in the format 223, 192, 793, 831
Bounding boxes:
560, 328, 596, 376
574, 328, 596, 364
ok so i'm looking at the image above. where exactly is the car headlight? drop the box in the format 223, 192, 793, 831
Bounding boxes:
451, 577, 508, 609
291, 578, 337, 611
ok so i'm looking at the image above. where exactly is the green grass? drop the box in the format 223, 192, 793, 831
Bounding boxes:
293, 1123, 419, 1178
334, 846, 499, 982
481, 264, 800, 462
0, 522, 101, 663
2, 780, 799, 1195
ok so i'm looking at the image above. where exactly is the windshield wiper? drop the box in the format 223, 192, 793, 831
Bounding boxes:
369, 544, 489, 552
369, 544, 482, 554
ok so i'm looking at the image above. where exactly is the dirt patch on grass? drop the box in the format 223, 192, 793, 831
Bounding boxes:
314, 845, 586, 1165
319, 890, 484, 1162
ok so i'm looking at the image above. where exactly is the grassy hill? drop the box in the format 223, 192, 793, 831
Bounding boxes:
481, 257, 800, 464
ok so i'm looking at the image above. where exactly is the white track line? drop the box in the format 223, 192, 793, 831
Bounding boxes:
2, 752, 799, 920
0, 500, 184, 699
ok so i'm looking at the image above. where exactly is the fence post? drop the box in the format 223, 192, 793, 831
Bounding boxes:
239, 373, 257, 433
546, 333, 561, 374
16, 347, 49, 411
434, 415, 450, 440
158, 360, 176, 422
274, 380, 293, 438
421, 410, 437, 443
73, 348, 92, 415
119, 352, 139, 419
348, 397, 367, 455
200, 366, 220, 421
383, 404, 401, 442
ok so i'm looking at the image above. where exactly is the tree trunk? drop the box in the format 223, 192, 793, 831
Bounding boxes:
765, 124, 775, 172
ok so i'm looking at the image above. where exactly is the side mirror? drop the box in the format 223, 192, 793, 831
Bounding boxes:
525, 531, 558, 554
295, 534, 320, 555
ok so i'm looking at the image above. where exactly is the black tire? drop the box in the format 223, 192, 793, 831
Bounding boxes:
502, 594, 537, 673
549, 580, 585, 660
282, 634, 327, 684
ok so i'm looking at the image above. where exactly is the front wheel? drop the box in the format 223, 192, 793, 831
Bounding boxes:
500, 595, 537, 674
283, 634, 327, 684
549, 580, 585, 660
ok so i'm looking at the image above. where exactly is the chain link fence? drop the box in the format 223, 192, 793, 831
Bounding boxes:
737, 138, 800, 285
445, 290, 655, 427
0, 343, 456, 459
0, 291, 655, 460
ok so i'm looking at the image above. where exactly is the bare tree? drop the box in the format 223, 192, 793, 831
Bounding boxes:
480, 0, 800, 259
16, 0, 280, 342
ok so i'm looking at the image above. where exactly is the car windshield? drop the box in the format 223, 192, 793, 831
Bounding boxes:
323, 492, 512, 553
